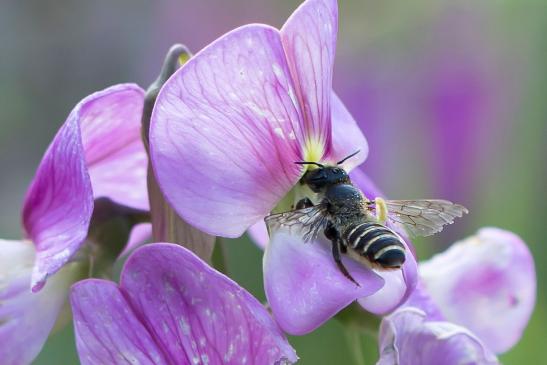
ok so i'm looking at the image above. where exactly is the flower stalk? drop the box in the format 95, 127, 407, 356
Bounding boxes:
141, 44, 215, 262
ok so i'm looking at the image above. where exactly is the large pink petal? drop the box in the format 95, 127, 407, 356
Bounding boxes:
378, 307, 499, 365
0, 240, 77, 365
420, 228, 536, 353
150, 25, 305, 238
281, 0, 337, 155
80, 84, 148, 210
22, 84, 146, 291
263, 229, 384, 335
329, 92, 368, 170
22, 99, 93, 291
120, 243, 298, 364
71, 280, 170, 365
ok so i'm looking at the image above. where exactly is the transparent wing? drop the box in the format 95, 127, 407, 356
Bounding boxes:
368, 199, 468, 237
265, 204, 329, 242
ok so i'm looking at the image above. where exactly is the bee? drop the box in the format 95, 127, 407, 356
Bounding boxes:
265, 151, 468, 285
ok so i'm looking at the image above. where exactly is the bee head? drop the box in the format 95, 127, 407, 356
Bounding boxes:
299, 165, 350, 192
295, 150, 359, 193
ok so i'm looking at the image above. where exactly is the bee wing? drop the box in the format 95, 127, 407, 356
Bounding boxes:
265, 204, 329, 242
369, 199, 468, 237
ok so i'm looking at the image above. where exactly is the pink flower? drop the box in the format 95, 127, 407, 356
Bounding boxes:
149, 0, 417, 335
377, 228, 536, 364
70, 243, 298, 365
0, 84, 149, 365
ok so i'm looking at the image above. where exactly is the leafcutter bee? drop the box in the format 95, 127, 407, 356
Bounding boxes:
265, 151, 468, 285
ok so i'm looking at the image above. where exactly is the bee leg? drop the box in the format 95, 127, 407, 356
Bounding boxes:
325, 223, 359, 286
295, 197, 314, 209
332, 240, 360, 286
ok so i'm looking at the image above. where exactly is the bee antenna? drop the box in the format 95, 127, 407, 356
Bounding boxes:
294, 161, 325, 168
336, 150, 360, 165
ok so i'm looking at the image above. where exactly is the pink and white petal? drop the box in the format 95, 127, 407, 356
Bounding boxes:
120, 243, 297, 364
328, 92, 368, 170
22, 100, 93, 291
419, 227, 536, 354
0, 240, 77, 365
71, 279, 169, 365
264, 230, 384, 335
378, 307, 499, 365
281, 0, 337, 154
247, 219, 269, 250
79, 84, 148, 210
358, 237, 418, 315
150, 25, 305, 238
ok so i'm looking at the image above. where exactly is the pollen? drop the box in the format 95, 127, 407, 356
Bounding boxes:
302, 137, 325, 170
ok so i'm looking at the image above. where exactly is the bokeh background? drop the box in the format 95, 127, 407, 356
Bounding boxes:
1, 0, 545, 363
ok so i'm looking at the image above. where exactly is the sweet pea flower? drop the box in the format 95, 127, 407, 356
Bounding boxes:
70, 243, 298, 365
149, 0, 417, 335
0, 84, 150, 365
377, 228, 536, 364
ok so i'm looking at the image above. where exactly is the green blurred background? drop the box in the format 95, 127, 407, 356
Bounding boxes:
1, 0, 545, 363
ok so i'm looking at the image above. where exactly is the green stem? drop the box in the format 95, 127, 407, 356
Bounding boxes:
345, 328, 366, 365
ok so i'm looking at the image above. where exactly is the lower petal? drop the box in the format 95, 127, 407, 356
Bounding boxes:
358, 237, 418, 315
71, 280, 169, 365
121, 243, 298, 364
0, 239, 79, 365
378, 307, 499, 365
263, 230, 384, 335
419, 227, 536, 353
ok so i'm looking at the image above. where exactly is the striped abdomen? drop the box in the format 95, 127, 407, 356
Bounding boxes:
343, 222, 406, 268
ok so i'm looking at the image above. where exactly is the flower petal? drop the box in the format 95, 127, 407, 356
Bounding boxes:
357, 236, 418, 315
120, 243, 298, 364
419, 227, 536, 353
0, 239, 77, 365
22, 98, 93, 290
119, 223, 152, 257
150, 25, 305, 238
81, 83, 148, 210
329, 92, 368, 170
378, 307, 499, 365
71, 280, 169, 365
247, 219, 269, 250
281, 0, 337, 157
264, 229, 384, 335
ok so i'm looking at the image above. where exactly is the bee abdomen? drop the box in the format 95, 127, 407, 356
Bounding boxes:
343, 222, 406, 268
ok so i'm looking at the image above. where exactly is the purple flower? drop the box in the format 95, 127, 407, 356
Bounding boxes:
149, 0, 417, 335
377, 228, 536, 364
70, 243, 298, 365
0, 84, 150, 365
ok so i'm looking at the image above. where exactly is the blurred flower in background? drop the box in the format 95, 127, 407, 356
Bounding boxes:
378, 228, 536, 364
0, 0, 545, 364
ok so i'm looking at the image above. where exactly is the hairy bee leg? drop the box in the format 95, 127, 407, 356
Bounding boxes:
332, 239, 360, 286
374, 197, 388, 224
295, 197, 314, 209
